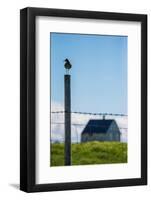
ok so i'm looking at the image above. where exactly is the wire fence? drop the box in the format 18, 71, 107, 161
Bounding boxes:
51, 110, 127, 117
50, 111, 128, 143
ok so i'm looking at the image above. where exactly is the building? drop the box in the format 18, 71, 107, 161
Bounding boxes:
81, 119, 121, 142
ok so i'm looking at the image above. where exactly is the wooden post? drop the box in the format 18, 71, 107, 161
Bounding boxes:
64, 74, 71, 165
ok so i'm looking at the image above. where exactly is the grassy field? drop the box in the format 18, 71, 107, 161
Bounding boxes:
50, 141, 127, 166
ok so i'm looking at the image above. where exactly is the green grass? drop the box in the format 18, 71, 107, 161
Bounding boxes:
50, 141, 127, 166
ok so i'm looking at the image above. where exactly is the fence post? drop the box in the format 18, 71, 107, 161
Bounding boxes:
64, 74, 71, 165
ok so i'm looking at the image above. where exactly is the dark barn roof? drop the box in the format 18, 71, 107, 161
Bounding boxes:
82, 119, 115, 135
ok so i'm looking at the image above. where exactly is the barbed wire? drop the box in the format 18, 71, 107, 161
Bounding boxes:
51, 110, 127, 117
51, 110, 127, 143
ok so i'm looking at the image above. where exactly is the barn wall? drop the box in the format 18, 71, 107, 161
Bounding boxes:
81, 133, 110, 142
107, 121, 120, 141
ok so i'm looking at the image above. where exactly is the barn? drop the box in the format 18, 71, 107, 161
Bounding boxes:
81, 119, 121, 142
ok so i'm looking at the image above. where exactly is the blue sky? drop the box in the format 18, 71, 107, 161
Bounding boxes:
50, 33, 127, 115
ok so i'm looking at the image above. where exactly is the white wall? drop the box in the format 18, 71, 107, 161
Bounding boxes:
0, 0, 150, 199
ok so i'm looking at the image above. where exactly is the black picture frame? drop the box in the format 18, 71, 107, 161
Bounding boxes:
20, 7, 147, 192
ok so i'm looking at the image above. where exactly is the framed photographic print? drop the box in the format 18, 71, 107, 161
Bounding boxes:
20, 7, 147, 192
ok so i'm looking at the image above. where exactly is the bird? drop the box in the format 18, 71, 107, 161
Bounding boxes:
64, 58, 72, 71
